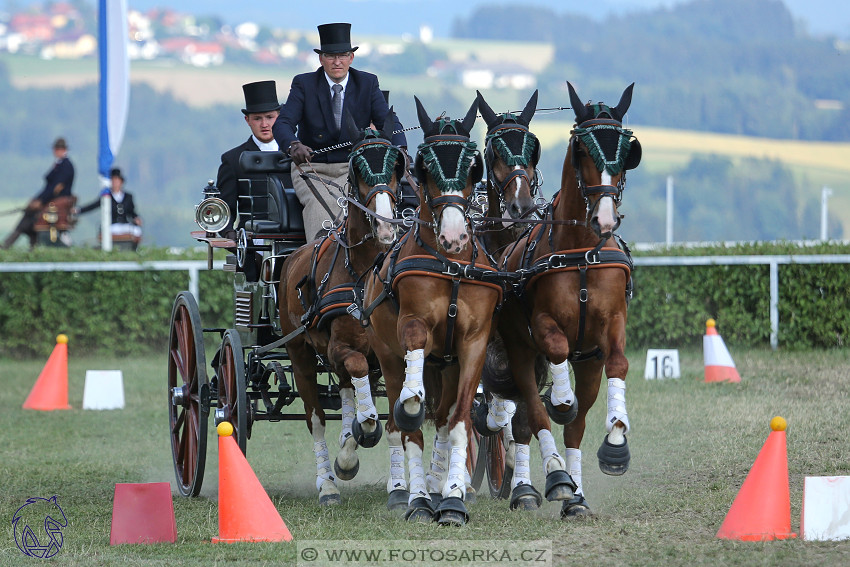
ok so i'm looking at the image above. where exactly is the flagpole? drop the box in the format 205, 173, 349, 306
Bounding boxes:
98, 0, 129, 251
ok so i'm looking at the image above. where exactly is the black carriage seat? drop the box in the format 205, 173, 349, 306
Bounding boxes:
397, 177, 419, 221
236, 151, 305, 235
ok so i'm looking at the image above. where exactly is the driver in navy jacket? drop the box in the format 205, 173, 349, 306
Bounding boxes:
273, 22, 406, 241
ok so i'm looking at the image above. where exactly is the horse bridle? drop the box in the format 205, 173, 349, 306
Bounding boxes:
416, 134, 480, 237
484, 123, 542, 209
570, 118, 633, 233
346, 135, 406, 239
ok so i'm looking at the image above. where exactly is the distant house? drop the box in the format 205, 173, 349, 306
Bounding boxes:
458, 63, 537, 90
10, 13, 54, 42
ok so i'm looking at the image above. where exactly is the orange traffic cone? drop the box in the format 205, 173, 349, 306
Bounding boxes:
703, 319, 741, 383
23, 334, 72, 410
212, 422, 293, 543
716, 416, 797, 541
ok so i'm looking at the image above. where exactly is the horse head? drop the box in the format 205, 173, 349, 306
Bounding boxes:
413, 96, 482, 254
566, 81, 642, 239
477, 89, 541, 221
344, 108, 406, 246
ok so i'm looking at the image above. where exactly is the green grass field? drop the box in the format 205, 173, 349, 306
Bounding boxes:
2, 348, 850, 566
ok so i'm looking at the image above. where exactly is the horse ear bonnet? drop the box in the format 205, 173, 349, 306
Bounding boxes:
624, 137, 641, 170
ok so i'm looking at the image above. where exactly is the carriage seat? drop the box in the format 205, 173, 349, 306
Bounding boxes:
241, 178, 304, 234
237, 151, 304, 235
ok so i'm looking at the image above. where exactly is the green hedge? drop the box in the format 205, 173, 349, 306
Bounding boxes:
1, 243, 848, 358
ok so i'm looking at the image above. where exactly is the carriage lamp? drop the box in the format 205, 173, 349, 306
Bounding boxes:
194, 180, 231, 233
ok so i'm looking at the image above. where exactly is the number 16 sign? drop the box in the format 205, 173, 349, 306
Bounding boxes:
644, 349, 681, 379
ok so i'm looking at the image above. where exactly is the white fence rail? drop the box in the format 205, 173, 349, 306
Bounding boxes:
2, 255, 849, 349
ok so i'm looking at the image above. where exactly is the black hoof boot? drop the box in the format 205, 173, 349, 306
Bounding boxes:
543, 387, 578, 425
352, 418, 383, 448
404, 497, 434, 523
560, 494, 593, 518
387, 489, 410, 512
429, 492, 443, 507
319, 492, 341, 506
435, 496, 469, 526
544, 469, 576, 501
472, 401, 499, 437
509, 484, 542, 510
333, 456, 360, 481
597, 434, 630, 476
393, 398, 425, 432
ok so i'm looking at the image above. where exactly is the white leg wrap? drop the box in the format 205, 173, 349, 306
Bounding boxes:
549, 360, 575, 407
442, 424, 468, 499
405, 441, 429, 502
425, 428, 449, 494
339, 387, 355, 447
313, 440, 336, 492
386, 432, 407, 493
486, 395, 516, 431
512, 443, 532, 489
400, 349, 425, 405
606, 377, 630, 435
351, 375, 378, 423
503, 420, 516, 470
564, 448, 583, 496
538, 429, 566, 473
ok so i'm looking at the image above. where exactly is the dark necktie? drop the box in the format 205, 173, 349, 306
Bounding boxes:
332, 84, 343, 130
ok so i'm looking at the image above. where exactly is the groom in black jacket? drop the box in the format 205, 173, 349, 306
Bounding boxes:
273, 22, 406, 240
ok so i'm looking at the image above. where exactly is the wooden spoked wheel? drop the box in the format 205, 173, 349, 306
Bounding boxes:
483, 429, 511, 499
217, 329, 249, 454
168, 291, 209, 497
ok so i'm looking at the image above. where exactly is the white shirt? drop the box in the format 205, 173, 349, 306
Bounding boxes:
252, 135, 279, 152
324, 72, 349, 103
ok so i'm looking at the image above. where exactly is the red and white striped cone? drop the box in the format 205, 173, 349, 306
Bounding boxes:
703, 319, 741, 383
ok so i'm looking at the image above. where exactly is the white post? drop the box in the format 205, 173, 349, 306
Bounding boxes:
820, 186, 832, 241
101, 193, 112, 251
666, 176, 674, 246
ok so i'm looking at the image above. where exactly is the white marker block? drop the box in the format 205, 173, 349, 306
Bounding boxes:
83, 370, 125, 410
644, 349, 680, 379
802, 476, 850, 541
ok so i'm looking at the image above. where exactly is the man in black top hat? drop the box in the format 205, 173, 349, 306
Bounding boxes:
217, 80, 282, 240
75, 167, 143, 249
273, 22, 406, 241
2, 137, 75, 249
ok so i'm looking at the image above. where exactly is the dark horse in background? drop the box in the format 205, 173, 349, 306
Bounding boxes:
484, 82, 641, 517
361, 97, 531, 525
277, 111, 406, 505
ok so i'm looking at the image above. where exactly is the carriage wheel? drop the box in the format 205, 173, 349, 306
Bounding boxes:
217, 329, 249, 454
483, 430, 512, 499
168, 291, 209, 497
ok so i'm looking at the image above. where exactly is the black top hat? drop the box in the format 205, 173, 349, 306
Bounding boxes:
241, 81, 280, 115
313, 23, 358, 54
110, 167, 124, 181
53, 137, 67, 150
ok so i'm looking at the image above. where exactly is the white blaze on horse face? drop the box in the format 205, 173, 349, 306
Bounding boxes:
512, 165, 523, 202
437, 191, 469, 254
594, 171, 618, 234
374, 192, 395, 245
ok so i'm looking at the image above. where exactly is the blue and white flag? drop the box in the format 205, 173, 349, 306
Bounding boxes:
98, 0, 129, 187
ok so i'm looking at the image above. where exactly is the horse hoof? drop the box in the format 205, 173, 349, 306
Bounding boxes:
352, 418, 383, 448
471, 401, 498, 437
404, 497, 434, 523
560, 494, 593, 519
393, 398, 425, 432
465, 486, 477, 505
509, 484, 542, 510
319, 493, 341, 506
333, 457, 359, 481
597, 434, 630, 476
387, 489, 410, 512
435, 496, 469, 526
542, 387, 578, 425
544, 469, 577, 502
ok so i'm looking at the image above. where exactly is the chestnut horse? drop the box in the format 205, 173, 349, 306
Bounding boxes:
360, 97, 522, 525
277, 112, 406, 505
491, 82, 641, 517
